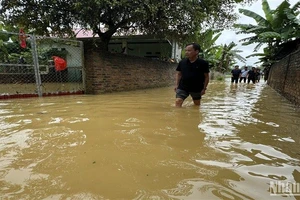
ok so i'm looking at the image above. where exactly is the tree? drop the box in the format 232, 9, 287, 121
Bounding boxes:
216, 42, 246, 73
1, 0, 255, 51
0, 17, 17, 63
196, 29, 223, 68
181, 29, 223, 65
234, 0, 300, 65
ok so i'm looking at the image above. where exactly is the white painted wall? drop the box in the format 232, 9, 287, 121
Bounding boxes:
38, 43, 83, 67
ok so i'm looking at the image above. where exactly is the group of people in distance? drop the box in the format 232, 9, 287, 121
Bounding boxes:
231, 65, 263, 84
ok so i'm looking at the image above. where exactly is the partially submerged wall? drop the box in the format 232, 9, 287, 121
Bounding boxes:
268, 49, 300, 106
84, 46, 176, 94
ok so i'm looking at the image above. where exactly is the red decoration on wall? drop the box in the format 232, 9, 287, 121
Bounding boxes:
19, 29, 27, 48
52, 56, 67, 71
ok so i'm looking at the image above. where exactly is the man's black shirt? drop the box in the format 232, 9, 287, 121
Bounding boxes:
176, 58, 209, 92
231, 69, 241, 77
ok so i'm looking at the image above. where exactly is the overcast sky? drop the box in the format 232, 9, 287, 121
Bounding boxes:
215, 0, 299, 67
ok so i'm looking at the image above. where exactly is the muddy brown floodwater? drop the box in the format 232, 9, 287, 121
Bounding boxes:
0, 79, 300, 200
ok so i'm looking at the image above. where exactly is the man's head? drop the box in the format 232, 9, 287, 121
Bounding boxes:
245, 66, 248, 70
185, 43, 201, 60
235, 65, 239, 69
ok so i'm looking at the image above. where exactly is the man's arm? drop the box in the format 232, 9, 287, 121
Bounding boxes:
201, 73, 209, 95
175, 71, 182, 91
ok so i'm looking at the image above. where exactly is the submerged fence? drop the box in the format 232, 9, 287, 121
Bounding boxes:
0, 31, 85, 99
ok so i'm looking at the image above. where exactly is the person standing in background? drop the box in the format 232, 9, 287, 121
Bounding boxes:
247, 67, 256, 84
231, 65, 241, 84
255, 68, 261, 82
239, 66, 249, 83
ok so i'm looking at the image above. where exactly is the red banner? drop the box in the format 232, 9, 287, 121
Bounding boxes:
19, 29, 27, 48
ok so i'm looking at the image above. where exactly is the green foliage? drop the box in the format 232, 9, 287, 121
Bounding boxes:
215, 42, 246, 73
217, 76, 225, 81
0, 32, 9, 42
35, 47, 64, 65
234, 0, 300, 66
259, 32, 282, 39
1, 40, 31, 63
0, 0, 256, 51
181, 29, 223, 66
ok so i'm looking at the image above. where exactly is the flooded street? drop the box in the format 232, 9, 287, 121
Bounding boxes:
0, 79, 300, 199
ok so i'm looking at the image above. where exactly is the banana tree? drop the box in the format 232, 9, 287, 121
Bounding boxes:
216, 42, 246, 73
181, 29, 224, 67
234, 0, 300, 64
197, 29, 223, 68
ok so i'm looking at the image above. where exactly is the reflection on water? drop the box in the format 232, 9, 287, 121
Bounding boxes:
0, 79, 300, 199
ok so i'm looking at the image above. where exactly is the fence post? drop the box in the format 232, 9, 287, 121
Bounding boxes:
30, 34, 43, 97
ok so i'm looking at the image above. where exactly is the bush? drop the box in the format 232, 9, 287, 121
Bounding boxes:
217, 76, 224, 81
210, 70, 225, 81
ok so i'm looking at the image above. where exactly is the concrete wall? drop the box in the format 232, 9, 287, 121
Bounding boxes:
268, 49, 300, 106
84, 46, 176, 94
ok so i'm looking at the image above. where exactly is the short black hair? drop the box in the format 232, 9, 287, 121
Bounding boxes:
186, 43, 201, 52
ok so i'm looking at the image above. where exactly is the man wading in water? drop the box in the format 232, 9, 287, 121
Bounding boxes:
174, 43, 210, 107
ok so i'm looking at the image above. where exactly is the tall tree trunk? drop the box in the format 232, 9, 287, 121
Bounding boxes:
93, 27, 114, 54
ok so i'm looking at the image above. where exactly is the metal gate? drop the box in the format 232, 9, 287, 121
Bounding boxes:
0, 31, 85, 99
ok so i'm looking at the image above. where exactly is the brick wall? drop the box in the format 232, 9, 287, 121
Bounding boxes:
84, 46, 176, 94
268, 49, 300, 106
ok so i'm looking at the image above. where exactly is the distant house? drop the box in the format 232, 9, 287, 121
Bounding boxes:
75, 29, 182, 62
